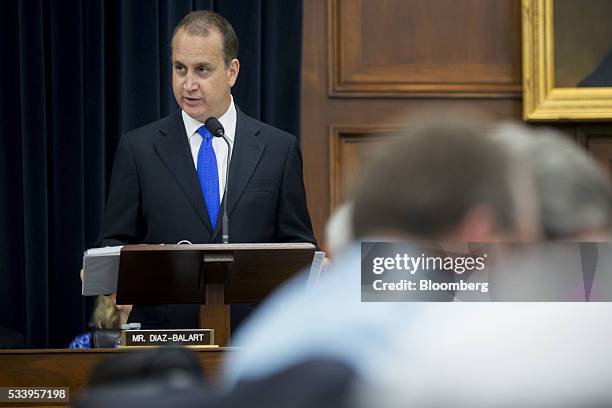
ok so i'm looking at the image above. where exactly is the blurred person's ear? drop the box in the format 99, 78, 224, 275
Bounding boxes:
448, 205, 497, 242
324, 202, 354, 258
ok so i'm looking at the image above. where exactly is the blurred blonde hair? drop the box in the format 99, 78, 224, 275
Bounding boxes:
91, 295, 120, 329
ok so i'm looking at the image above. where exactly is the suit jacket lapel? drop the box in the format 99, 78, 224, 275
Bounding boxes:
226, 109, 267, 217
154, 112, 214, 234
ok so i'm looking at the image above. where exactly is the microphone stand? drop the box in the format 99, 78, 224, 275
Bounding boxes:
219, 134, 231, 244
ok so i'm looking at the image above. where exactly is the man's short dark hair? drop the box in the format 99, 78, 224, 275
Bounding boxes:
173, 10, 238, 67
352, 119, 517, 240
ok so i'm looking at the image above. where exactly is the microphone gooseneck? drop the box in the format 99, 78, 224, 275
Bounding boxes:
205, 117, 231, 244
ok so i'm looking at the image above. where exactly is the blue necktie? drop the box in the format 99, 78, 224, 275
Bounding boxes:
197, 126, 220, 228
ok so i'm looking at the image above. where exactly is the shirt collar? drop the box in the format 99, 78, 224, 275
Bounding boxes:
182, 96, 236, 142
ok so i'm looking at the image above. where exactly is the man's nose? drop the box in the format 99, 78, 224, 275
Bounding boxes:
183, 73, 198, 91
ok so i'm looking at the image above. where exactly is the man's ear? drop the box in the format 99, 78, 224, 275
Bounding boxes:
451, 205, 497, 243
228, 58, 240, 87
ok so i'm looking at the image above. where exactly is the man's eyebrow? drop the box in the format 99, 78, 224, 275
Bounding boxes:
172, 60, 213, 67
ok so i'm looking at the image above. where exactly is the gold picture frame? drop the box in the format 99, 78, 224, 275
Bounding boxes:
523, 0, 612, 121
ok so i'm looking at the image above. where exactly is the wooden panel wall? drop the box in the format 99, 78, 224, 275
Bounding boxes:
329, 0, 522, 97
301, 0, 612, 243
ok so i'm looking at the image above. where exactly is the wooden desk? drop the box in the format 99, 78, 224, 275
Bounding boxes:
0, 347, 230, 407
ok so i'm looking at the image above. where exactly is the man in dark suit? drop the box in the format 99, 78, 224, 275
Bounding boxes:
97, 11, 315, 329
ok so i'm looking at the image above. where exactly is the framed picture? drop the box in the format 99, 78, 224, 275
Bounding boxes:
523, 0, 612, 121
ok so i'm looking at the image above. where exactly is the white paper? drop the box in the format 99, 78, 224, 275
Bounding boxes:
82, 246, 123, 296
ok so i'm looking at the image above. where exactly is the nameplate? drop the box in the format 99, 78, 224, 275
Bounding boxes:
122, 329, 214, 347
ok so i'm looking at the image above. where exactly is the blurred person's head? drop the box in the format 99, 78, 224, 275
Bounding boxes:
494, 124, 612, 240
88, 347, 204, 387
74, 347, 207, 408
352, 118, 540, 243
324, 201, 354, 258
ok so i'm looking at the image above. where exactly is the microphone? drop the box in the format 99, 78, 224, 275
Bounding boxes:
205, 117, 231, 244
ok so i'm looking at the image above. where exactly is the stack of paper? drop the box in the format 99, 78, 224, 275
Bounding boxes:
82, 246, 123, 296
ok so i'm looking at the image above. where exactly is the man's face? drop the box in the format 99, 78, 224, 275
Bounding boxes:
172, 28, 239, 122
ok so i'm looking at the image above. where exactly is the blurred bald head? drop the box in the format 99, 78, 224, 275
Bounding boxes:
352, 117, 540, 242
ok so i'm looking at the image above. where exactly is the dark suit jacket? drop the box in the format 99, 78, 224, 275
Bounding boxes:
98, 107, 315, 328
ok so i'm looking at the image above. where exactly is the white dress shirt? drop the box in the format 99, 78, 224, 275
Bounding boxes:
182, 97, 236, 202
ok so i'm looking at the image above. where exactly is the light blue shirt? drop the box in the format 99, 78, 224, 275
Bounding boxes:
222, 242, 424, 387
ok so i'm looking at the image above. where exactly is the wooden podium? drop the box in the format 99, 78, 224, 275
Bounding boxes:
115, 243, 316, 346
